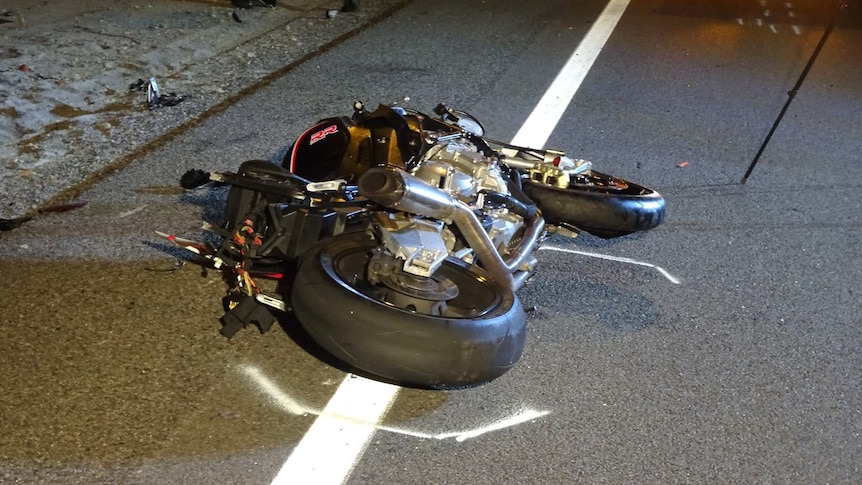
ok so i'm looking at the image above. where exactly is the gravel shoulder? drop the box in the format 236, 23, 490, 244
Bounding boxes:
1, 0, 406, 220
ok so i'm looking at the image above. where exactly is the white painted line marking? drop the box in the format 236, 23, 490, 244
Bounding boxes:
118, 205, 147, 218
241, 365, 310, 416
539, 246, 682, 284
376, 409, 551, 442
511, 0, 631, 149
263, 1, 631, 482
241, 365, 549, 443
269, 373, 398, 485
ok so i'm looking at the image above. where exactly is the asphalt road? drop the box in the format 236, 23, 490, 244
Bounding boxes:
1, 0, 860, 483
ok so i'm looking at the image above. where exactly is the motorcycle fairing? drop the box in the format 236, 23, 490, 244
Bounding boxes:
282, 105, 423, 182
284, 116, 352, 181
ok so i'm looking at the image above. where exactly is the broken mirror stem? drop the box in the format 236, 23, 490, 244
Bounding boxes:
129, 77, 188, 110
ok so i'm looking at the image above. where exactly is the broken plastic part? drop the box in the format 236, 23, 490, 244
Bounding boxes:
220, 293, 278, 338
146, 77, 160, 107
129, 78, 147, 91
180, 169, 211, 189
255, 293, 286, 312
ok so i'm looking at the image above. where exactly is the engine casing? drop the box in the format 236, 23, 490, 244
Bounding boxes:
411, 138, 523, 255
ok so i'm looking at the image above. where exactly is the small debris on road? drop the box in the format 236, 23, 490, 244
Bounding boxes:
180, 169, 212, 189
130, 77, 188, 110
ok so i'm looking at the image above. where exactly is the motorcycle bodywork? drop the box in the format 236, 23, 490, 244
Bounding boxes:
170, 103, 666, 388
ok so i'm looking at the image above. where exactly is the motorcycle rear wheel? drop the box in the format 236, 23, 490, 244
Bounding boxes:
522, 170, 665, 238
291, 232, 527, 389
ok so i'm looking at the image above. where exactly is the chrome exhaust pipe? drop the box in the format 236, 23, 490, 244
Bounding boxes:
357, 166, 457, 220
358, 167, 544, 290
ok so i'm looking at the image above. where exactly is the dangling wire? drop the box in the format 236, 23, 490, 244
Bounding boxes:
233, 218, 263, 296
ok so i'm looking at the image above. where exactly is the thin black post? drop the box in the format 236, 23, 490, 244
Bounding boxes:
740, 0, 847, 184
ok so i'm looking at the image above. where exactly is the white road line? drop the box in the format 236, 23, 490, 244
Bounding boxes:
511, 0, 631, 149
118, 205, 147, 218
539, 246, 682, 284
272, 2, 630, 483
270, 374, 399, 485
241, 365, 549, 443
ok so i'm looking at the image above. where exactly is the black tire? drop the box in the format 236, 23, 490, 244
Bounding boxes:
522, 170, 665, 239
291, 232, 527, 389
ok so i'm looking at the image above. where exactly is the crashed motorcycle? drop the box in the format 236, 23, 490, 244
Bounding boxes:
166, 102, 665, 388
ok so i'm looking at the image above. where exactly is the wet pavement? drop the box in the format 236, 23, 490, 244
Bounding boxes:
0, 260, 446, 467
1, 0, 860, 483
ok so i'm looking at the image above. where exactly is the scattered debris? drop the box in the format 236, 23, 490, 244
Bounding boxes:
180, 169, 212, 189
678, 161, 689, 168
129, 77, 188, 110
326, 10, 338, 19
524, 305, 550, 320
220, 292, 278, 337
1, 0, 393, 223
18, 64, 29, 72
128, 78, 147, 91
232, 11, 242, 23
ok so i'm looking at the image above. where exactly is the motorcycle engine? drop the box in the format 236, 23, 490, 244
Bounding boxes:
412, 138, 523, 253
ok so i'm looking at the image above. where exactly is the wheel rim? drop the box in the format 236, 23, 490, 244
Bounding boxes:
568, 171, 653, 196
323, 246, 503, 319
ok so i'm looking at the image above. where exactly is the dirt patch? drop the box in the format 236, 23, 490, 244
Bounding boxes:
0, 0, 408, 219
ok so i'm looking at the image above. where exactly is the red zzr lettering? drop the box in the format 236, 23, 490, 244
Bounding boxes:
309, 125, 339, 145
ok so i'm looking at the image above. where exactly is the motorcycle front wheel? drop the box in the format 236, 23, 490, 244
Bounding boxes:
522, 170, 665, 238
291, 232, 527, 389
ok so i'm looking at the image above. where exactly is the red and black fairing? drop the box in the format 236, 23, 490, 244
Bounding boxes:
281, 105, 423, 182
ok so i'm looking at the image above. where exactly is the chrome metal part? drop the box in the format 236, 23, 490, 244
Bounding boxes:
359, 167, 458, 221
486, 209, 522, 253
360, 168, 545, 291
306, 179, 347, 192
255, 293, 286, 312
372, 212, 450, 277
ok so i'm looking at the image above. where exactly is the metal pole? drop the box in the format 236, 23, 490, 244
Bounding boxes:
740, 0, 847, 184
